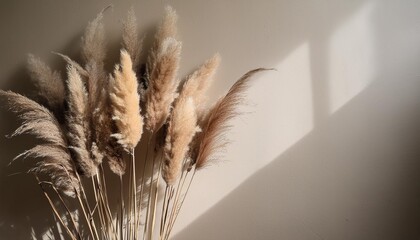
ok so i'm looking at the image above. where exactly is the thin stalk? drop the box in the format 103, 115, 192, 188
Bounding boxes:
131, 148, 137, 239
92, 178, 106, 237
159, 186, 169, 238
35, 176, 77, 240
161, 186, 174, 239
95, 173, 116, 238
119, 175, 124, 240
149, 154, 164, 240
75, 172, 100, 240
165, 159, 189, 235
143, 146, 157, 240
51, 185, 82, 240
138, 134, 153, 237
126, 154, 132, 240
166, 169, 197, 239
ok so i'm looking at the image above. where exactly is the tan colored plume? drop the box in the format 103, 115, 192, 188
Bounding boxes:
144, 37, 181, 132
109, 49, 143, 150
180, 53, 220, 118
65, 65, 98, 177
122, 8, 143, 70
163, 97, 199, 185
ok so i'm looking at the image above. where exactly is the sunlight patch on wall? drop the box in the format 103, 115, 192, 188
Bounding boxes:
328, 1, 376, 114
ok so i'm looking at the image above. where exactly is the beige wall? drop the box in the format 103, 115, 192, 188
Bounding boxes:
1, 0, 420, 239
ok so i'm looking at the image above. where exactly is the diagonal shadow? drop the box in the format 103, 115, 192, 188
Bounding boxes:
173, 73, 420, 240
173, 0, 420, 239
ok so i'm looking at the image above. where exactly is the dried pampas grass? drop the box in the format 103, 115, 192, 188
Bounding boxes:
163, 97, 199, 185
27, 55, 65, 118
144, 38, 181, 132
0, 90, 79, 197
1, 6, 271, 240
144, 6, 180, 133
194, 68, 268, 170
81, 7, 108, 67
109, 49, 143, 150
65, 65, 98, 177
180, 54, 220, 119
123, 8, 143, 70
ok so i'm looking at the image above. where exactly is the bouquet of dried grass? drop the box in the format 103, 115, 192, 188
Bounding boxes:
1, 6, 268, 240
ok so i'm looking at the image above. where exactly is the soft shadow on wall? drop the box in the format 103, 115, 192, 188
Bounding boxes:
173, 0, 420, 239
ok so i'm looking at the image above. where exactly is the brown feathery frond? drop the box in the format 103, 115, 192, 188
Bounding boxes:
0, 90, 66, 147
180, 53, 220, 118
163, 97, 199, 185
0, 90, 79, 197
65, 65, 98, 177
109, 49, 143, 150
81, 6, 110, 66
194, 68, 268, 170
122, 8, 143, 70
93, 85, 126, 175
52, 52, 88, 77
31, 156, 80, 198
144, 37, 181, 132
27, 54, 65, 117
17, 145, 80, 195
106, 148, 125, 176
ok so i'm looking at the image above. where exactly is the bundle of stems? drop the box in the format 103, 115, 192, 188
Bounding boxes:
1, 6, 268, 240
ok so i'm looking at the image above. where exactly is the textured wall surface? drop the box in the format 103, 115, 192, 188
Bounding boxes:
0, 0, 420, 239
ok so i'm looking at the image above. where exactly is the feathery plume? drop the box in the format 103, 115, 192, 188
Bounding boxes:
163, 97, 198, 185
122, 8, 143, 70
109, 49, 143, 150
18, 145, 79, 197
147, 6, 178, 76
27, 55, 65, 118
180, 54, 220, 118
0, 90, 79, 196
0, 90, 66, 147
65, 65, 98, 177
144, 37, 181, 132
194, 68, 268, 170
81, 6, 109, 66
144, 7, 180, 132
52, 52, 89, 77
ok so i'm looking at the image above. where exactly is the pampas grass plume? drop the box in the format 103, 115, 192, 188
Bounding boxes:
123, 8, 142, 70
27, 55, 65, 116
163, 97, 198, 185
145, 37, 181, 132
109, 49, 143, 150
66, 65, 98, 177
194, 68, 268, 170
0, 90, 79, 196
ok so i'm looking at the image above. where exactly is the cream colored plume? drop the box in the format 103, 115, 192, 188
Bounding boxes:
65, 65, 98, 177
180, 53, 220, 118
0, 90, 79, 197
147, 6, 178, 74
145, 37, 181, 132
123, 8, 143, 70
163, 97, 199, 185
27, 55, 65, 117
109, 49, 143, 150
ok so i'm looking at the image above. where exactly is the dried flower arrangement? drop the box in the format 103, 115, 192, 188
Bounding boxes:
1, 6, 267, 240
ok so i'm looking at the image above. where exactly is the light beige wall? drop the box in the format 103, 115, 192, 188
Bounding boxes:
1, 0, 420, 239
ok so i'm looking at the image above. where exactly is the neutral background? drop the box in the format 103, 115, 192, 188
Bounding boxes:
1, 0, 420, 239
